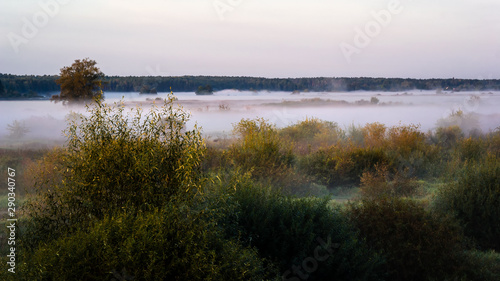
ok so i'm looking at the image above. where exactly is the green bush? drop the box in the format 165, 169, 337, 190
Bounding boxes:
435, 155, 500, 251
359, 165, 420, 200
23, 94, 205, 247
230, 118, 293, 176
279, 118, 344, 154
203, 172, 386, 281
432, 125, 464, 150
457, 137, 485, 162
17, 205, 275, 281
349, 197, 464, 281
299, 145, 389, 187
228, 118, 315, 194
485, 130, 500, 157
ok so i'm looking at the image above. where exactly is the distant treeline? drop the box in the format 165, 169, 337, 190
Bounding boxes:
1, 73, 500, 99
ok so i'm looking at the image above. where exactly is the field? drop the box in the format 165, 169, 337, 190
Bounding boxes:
0, 92, 499, 280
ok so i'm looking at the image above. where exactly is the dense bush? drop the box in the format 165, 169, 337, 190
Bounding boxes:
17, 205, 275, 281
228, 118, 315, 194
299, 144, 390, 187
349, 197, 464, 281
279, 118, 345, 154
230, 118, 293, 176
23, 94, 205, 247
431, 125, 464, 150
297, 123, 437, 188
359, 165, 420, 200
435, 155, 500, 251
456, 137, 485, 161
485, 130, 500, 156
5, 102, 499, 281
203, 172, 386, 281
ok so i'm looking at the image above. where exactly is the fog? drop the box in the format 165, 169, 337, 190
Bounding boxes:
1, 90, 500, 146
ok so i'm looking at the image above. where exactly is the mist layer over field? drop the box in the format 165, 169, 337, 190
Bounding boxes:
1, 89, 499, 145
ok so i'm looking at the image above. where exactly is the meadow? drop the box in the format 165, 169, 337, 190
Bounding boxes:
0, 92, 499, 280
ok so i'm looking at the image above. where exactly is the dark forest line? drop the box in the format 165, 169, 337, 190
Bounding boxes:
1, 73, 500, 99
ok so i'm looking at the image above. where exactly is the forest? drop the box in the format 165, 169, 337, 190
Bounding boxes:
0, 93, 499, 280
2, 73, 500, 99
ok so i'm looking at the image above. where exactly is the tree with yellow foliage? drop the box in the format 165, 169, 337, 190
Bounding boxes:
51, 58, 105, 104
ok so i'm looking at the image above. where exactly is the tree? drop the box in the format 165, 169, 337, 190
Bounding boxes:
0, 79, 5, 93
195, 84, 213, 95
51, 58, 105, 104
6, 120, 30, 139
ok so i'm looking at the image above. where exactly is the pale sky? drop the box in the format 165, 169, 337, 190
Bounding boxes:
1, 0, 499, 78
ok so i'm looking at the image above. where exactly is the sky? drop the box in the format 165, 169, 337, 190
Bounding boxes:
1, 0, 500, 79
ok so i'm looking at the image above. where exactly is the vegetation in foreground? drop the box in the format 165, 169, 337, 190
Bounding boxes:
0, 93, 499, 280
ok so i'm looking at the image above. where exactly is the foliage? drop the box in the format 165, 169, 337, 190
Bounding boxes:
298, 123, 435, 188
17, 205, 275, 281
485, 130, 500, 157
230, 118, 294, 178
51, 58, 105, 104
23, 93, 205, 247
434, 155, 500, 251
359, 165, 420, 200
227, 118, 317, 194
3, 73, 500, 98
299, 144, 390, 187
349, 197, 464, 281
202, 171, 385, 281
6, 120, 30, 139
432, 125, 464, 150
362, 122, 387, 148
279, 118, 345, 154
195, 84, 214, 95
386, 124, 425, 157
457, 137, 485, 161
5, 98, 500, 280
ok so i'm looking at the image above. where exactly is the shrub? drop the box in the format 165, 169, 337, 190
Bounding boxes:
300, 145, 389, 187
230, 118, 293, 176
362, 122, 387, 148
435, 155, 500, 251
23, 94, 205, 247
349, 197, 464, 281
359, 165, 420, 200
204, 172, 386, 281
457, 137, 485, 161
486, 130, 500, 156
279, 118, 344, 154
433, 125, 464, 150
298, 145, 354, 187
6, 120, 30, 139
387, 124, 426, 157
346, 123, 365, 146
18, 205, 275, 281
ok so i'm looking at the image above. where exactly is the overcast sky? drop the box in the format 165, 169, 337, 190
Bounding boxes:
1, 0, 499, 78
